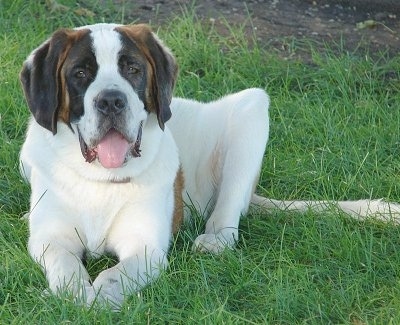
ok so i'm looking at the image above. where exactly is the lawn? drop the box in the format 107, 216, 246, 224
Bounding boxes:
1, 1, 400, 324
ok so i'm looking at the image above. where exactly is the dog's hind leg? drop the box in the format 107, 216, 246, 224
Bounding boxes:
192, 88, 270, 253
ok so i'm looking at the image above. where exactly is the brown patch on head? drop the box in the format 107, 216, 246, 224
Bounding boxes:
116, 24, 178, 130
172, 167, 184, 234
58, 64, 71, 124
20, 28, 91, 134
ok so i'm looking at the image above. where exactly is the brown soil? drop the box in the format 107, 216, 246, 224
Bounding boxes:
113, 0, 400, 60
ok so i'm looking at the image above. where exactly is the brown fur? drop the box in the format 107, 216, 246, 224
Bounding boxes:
172, 167, 184, 234
116, 24, 178, 130
59, 64, 71, 124
57, 29, 93, 126
20, 28, 90, 133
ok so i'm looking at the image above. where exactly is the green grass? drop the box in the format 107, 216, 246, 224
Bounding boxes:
1, 0, 400, 323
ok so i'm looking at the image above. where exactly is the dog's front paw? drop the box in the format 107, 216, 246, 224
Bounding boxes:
76, 282, 96, 306
86, 288, 122, 311
48, 279, 95, 306
192, 229, 238, 253
87, 267, 126, 310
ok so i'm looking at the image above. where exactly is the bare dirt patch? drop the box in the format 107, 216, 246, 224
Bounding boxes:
113, 0, 400, 60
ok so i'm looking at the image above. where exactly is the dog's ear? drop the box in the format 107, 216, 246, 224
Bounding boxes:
117, 25, 178, 130
20, 29, 77, 134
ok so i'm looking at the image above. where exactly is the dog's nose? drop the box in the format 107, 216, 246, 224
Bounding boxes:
95, 89, 127, 115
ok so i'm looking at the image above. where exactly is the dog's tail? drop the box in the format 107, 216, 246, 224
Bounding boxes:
251, 194, 400, 223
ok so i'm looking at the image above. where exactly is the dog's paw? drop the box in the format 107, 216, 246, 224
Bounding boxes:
192, 230, 237, 254
47, 279, 95, 306
86, 288, 122, 311
86, 267, 126, 310
76, 282, 96, 306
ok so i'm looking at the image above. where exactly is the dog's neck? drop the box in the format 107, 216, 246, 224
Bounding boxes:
109, 177, 132, 184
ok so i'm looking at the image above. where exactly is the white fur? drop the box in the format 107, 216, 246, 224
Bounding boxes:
168, 88, 270, 252
21, 114, 179, 308
251, 195, 400, 223
20, 24, 178, 309
79, 26, 147, 148
20, 23, 270, 309
22, 23, 400, 311
21, 87, 269, 308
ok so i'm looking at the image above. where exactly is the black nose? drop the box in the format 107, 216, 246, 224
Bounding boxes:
95, 89, 127, 115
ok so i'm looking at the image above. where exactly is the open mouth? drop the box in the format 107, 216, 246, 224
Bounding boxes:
78, 122, 143, 169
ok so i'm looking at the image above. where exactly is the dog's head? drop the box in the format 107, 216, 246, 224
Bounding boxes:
20, 23, 178, 168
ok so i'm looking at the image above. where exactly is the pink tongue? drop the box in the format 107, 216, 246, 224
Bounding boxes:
97, 129, 130, 169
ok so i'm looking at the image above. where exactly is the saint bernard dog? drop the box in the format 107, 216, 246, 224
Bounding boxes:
20, 23, 400, 308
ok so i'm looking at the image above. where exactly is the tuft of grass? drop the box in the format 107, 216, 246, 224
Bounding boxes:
1, 0, 400, 323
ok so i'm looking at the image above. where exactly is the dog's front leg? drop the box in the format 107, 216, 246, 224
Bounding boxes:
88, 249, 167, 309
88, 206, 171, 309
29, 234, 92, 302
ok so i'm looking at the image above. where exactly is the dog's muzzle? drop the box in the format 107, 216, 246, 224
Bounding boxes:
78, 122, 143, 168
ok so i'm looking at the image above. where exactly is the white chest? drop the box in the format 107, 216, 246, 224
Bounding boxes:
73, 182, 134, 255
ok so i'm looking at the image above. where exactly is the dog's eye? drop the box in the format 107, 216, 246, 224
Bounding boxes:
75, 70, 87, 79
127, 65, 140, 75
